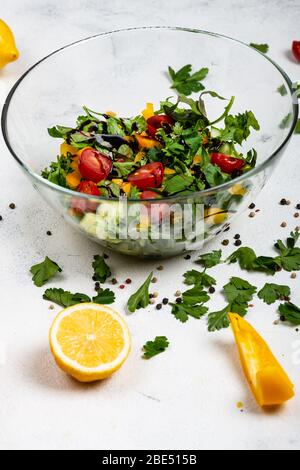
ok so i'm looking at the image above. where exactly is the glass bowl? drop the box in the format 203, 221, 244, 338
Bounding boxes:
2, 27, 298, 258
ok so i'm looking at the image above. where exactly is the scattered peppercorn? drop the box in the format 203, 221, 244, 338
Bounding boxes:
175, 290, 181, 297
249, 212, 256, 218
294, 213, 299, 218
111, 278, 118, 285
92, 275, 97, 281
103, 253, 109, 259
273, 320, 280, 325
149, 293, 154, 299
151, 277, 158, 283
291, 273, 297, 279
95, 282, 100, 290
156, 304, 162, 310
223, 225, 231, 232
209, 287, 216, 294
280, 199, 287, 205
150, 298, 156, 305
281, 222, 287, 228
176, 298, 182, 304
234, 234, 241, 240
280, 315, 286, 322
157, 265, 164, 271
0, 216, 2, 221
296, 328, 299, 332
46, 230, 52, 236
162, 298, 169, 305
249, 203, 256, 209
234, 239, 242, 247
153, 292, 159, 298
184, 254, 191, 260
125, 278, 132, 284
119, 284, 125, 289
221, 239, 229, 246
49, 304, 55, 310
9, 203, 16, 210
296, 204, 300, 210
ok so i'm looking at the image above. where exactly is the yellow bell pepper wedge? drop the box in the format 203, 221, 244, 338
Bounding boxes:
122, 182, 132, 195
134, 151, 145, 163
111, 178, 123, 187
142, 103, 154, 120
135, 134, 160, 149
229, 183, 247, 196
193, 155, 202, 165
164, 168, 176, 175
60, 143, 78, 156
66, 171, 81, 190
105, 110, 116, 116
229, 313, 295, 407
204, 207, 228, 225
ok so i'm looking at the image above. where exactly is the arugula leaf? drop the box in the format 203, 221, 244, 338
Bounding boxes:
142, 336, 169, 359
163, 174, 194, 195
171, 302, 208, 323
43, 288, 90, 307
92, 255, 111, 283
198, 250, 222, 268
224, 277, 257, 304
279, 302, 300, 325
127, 272, 153, 313
183, 269, 216, 288
30, 257, 62, 287
168, 64, 209, 96
258, 283, 291, 305
48, 125, 73, 139
250, 43, 269, 53
92, 288, 115, 305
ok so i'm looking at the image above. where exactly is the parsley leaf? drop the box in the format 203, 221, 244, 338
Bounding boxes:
198, 249, 222, 268
279, 302, 300, 325
41, 154, 73, 188
30, 257, 62, 287
258, 283, 291, 305
250, 43, 269, 53
142, 336, 169, 359
208, 305, 231, 332
43, 288, 90, 307
47, 125, 73, 139
92, 255, 111, 283
274, 231, 300, 272
221, 111, 260, 145
127, 272, 153, 313
182, 286, 210, 305
171, 302, 208, 323
92, 288, 115, 305
168, 64, 209, 96
183, 269, 216, 288
227, 247, 280, 275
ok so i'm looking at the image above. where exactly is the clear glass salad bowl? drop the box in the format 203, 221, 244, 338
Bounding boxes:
2, 27, 298, 258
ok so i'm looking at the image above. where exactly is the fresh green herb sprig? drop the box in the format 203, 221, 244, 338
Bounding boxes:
142, 336, 169, 359
168, 64, 209, 96
279, 302, 300, 325
92, 255, 111, 283
249, 43, 269, 53
127, 272, 153, 313
30, 257, 62, 287
258, 283, 291, 305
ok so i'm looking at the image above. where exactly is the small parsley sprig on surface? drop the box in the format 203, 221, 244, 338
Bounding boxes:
142, 336, 169, 359
258, 283, 291, 305
43, 288, 91, 307
127, 272, 153, 313
198, 250, 222, 269
92, 255, 111, 283
30, 257, 62, 287
183, 269, 216, 289
279, 302, 300, 325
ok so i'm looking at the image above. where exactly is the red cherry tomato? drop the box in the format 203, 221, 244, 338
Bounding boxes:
78, 147, 112, 183
71, 181, 101, 214
292, 41, 300, 62
147, 115, 175, 138
140, 191, 161, 200
211, 153, 245, 174
78, 181, 100, 196
128, 162, 164, 190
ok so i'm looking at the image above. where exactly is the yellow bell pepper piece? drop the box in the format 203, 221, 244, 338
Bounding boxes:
229, 183, 247, 196
164, 168, 176, 175
229, 313, 295, 407
66, 171, 81, 190
105, 110, 116, 116
60, 143, 78, 156
193, 155, 202, 165
142, 103, 154, 120
0, 19, 19, 68
134, 151, 145, 163
122, 182, 132, 195
135, 134, 160, 149
204, 207, 228, 225
111, 179, 123, 187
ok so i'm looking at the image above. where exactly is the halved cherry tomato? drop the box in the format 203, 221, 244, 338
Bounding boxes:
71, 181, 101, 214
128, 162, 164, 191
140, 191, 161, 200
78, 181, 100, 196
211, 153, 245, 174
78, 147, 112, 183
292, 41, 300, 62
147, 115, 175, 138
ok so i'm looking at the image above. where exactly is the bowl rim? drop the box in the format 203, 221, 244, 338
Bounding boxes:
1, 25, 299, 203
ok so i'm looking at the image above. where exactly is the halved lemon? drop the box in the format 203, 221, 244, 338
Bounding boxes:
49, 303, 131, 382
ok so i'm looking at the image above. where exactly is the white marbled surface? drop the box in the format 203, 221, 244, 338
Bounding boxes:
0, 0, 300, 450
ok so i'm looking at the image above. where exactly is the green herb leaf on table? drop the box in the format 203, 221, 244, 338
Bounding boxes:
168, 64, 209, 96
142, 336, 169, 359
249, 43, 269, 53
92, 288, 115, 305
30, 257, 62, 287
198, 249, 222, 268
258, 283, 291, 305
92, 255, 111, 283
43, 288, 90, 307
227, 247, 280, 275
183, 269, 216, 288
274, 231, 300, 272
127, 272, 153, 313
279, 302, 300, 325
208, 305, 231, 332
171, 302, 208, 323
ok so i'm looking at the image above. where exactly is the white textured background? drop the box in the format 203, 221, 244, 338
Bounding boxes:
0, 0, 300, 450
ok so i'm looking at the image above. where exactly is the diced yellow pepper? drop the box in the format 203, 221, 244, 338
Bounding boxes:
60, 143, 78, 156
164, 168, 176, 175
229, 183, 247, 196
204, 207, 228, 225
66, 171, 81, 190
135, 134, 160, 149
112, 179, 123, 187
134, 151, 145, 163
193, 155, 202, 165
142, 103, 154, 120
122, 182, 132, 195
105, 110, 117, 116
229, 313, 295, 407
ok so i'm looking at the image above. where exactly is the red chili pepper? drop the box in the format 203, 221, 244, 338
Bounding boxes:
78, 147, 112, 183
147, 114, 174, 138
128, 162, 164, 190
292, 41, 300, 62
211, 153, 245, 174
